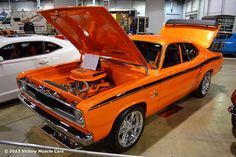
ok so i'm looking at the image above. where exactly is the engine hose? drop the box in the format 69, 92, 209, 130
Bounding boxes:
77, 81, 89, 94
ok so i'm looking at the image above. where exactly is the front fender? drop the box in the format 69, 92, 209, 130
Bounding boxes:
85, 98, 147, 142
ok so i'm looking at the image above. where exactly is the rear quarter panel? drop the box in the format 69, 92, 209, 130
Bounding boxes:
194, 47, 223, 89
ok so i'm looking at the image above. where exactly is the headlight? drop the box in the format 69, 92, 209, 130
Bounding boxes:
74, 109, 85, 128
17, 80, 26, 90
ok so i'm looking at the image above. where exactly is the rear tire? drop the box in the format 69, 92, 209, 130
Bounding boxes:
106, 106, 145, 153
193, 71, 212, 98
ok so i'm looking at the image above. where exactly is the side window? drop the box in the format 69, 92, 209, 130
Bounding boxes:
0, 43, 20, 60
162, 44, 181, 68
0, 41, 44, 60
181, 44, 189, 62
44, 42, 62, 53
181, 43, 198, 61
21, 41, 43, 57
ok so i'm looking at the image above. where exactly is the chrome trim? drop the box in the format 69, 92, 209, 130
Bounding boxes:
46, 121, 93, 146
118, 111, 143, 148
18, 80, 80, 124
18, 93, 93, 146
26, 81, 74, 108
143, 66, 148, 75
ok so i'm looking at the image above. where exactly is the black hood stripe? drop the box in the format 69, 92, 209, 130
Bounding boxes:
89, 56, 222, 111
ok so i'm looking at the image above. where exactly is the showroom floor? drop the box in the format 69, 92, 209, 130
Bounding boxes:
0, 58, 236, 157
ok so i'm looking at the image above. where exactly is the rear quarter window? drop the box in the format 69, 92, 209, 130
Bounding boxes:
44, 42, 62, 53
181, 43, 198, 61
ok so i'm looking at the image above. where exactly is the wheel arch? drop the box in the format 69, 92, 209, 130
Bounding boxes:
119, 101, 147, 117
109, 101, 147, 133
208, 69, 213, 74
200, 69, 213, 83
207, 69, 213, 73
193, 67, 212, 93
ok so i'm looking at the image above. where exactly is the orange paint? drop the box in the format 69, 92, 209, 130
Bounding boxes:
17, 7, 223, 143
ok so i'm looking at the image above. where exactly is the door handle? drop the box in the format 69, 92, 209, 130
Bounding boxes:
38, 58, 48, 65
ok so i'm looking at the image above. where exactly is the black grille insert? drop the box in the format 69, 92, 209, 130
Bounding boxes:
26, 85, 75, 116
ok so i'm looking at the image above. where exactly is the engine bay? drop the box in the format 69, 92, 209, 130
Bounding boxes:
64, 68, 112, 99
22, 54, 146, 102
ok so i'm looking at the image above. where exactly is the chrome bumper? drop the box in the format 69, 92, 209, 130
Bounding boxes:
18, 93, 93, 147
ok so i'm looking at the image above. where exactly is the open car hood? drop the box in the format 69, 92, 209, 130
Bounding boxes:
160, 19, 220, 48
40, 6, 147, 66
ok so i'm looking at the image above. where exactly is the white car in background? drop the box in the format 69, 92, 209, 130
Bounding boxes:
0, 34, 81, 103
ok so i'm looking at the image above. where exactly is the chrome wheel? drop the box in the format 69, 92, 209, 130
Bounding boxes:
201, 72, 211, 95
118, 111, 144, 148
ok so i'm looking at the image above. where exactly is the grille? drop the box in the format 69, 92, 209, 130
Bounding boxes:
26, 84, 75, 116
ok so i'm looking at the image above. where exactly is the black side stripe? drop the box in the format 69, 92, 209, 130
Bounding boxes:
89, 56, 222, 111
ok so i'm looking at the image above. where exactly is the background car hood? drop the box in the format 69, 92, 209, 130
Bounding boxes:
40, 6, 147, 66
160, 19, 220, 49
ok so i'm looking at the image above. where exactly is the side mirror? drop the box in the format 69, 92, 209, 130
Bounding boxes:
0, 56, 4, 62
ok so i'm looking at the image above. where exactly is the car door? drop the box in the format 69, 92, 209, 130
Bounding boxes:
43, 41, 80, 64
0, 41, 50, 102
180, 43, 201, 89
157, 43, 200, 110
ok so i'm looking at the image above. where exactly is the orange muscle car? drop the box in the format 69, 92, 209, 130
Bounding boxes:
17, 7, 223, 152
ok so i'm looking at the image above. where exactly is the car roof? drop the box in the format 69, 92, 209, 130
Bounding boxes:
129, 35, 193, 46
0, 34, 52, 42
0, 34, 70, 47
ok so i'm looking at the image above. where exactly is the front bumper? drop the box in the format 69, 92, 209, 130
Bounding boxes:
18, 93, 93, 147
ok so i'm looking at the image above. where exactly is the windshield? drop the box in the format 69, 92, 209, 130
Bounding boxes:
132, 41, 162, 67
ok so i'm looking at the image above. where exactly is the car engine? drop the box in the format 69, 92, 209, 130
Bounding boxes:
64, 68, 112, 99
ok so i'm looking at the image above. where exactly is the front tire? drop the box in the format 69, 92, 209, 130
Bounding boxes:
193, 71, 212, 98
106, 106, 145, 153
